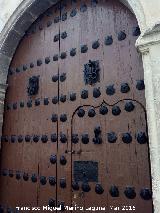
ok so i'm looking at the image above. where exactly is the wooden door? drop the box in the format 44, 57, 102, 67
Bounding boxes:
0, 0, 153, 212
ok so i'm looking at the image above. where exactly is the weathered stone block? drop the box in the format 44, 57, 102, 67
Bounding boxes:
0, 29, 21, 58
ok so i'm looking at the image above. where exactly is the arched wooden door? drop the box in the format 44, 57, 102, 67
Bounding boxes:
0, 0, 153, 212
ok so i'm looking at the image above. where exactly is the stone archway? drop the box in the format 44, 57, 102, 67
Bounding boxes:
0, 0, 159, 212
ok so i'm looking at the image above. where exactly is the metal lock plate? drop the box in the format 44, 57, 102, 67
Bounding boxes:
74, 161, 98, 182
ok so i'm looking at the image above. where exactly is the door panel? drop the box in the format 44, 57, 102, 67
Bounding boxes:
0, 0, 153, 212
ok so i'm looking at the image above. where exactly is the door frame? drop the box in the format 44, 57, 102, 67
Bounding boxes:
0, 0, 160, 212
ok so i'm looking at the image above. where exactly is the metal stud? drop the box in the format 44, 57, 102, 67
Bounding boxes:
60, 114, 67, 122
51, 133, 57, 142
1, 136, 7, 143
58, 201, 65, 211
13, 103, 17, 110
60, 73, 66, 82
70, 8, 77, 17
94, 126, 101, 136
41, 135, 48, 143
2, 169, 8, 176
6, 104, 11, 110
133, 26, 141, 36
30, 62, 34, 68
77, 108, 85, 117
107, 132, 117, 143
20, 101, 24, 108
62, 12, 67, 21
37, 59, 42, 66
81, 45, 88, 53
53, 54, 59, 61
93, 88, 101, 98
70, 48, 76, 57
31, 174, 37, 183
105, 36, 113, 45
0, 206, 3, 213
23, 173, 29, 181
51, 114, 58, 122
60, 52, 67, 59
45, 57, 50, 64
82, 182, 91, 192
33, 135, 39, 143
44, 98, 49, 105
27, 100, 32, 108
25, 135, 31, 142
54, 16, 60, 23
121, 83, 130, 93
80, 4, 87, 12
60, 133, 67, 143
82, 134, 89, 144
54, 34, 60, 42
60, 95, 66, 103
60, 178, 66, 188
18, 135, 23, 143
91, 0, 98, 7
11, 135, 16, 143
35, 99, 40, 106
95, 184, 104, 194
9, 68, 14, 75
106, 85, 115, 95
72, 181, 79, 190
118, 31, 126, 41
72, 134, 79, 144
50, 155, 57, 164
99, 105, 108, 115
40, 176, 47, 185
140, 188, 152, 200
93, 136, 102, 144
122, 133, 132, 144
49, 177, 56, 186
61, 31, 67, 39
112, 106, 121, 116
137, 132, 148, 144
23, 65, 27, 71
81, 89, 88, 99
92, 40, 100, 49
48, 199, 56, 208
9, 170, 14, 178
70, 93, 76, 101
109, 185, 119, 197
52, 96, 58, 104
136, 80, 145, 90
125, 101, 135, 112
39, 25, 43, 31
60, 156, 67, 165
88, 108, 96, 117
124, 187, 136, 199
1, 136, 5, 143
16, 67, 20, 73
47, 20, 52, 27
52, 74, 59, 82
16, 171, 21, 180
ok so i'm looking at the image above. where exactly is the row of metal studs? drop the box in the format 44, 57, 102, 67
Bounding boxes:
0, 168, 152, 200
1, 131, 148, 145
5, 83, 144, 111
9, 29, 140, 76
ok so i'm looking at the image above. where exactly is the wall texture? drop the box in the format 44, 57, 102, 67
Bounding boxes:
0, 0, 160, 33
0, 0, 160, 212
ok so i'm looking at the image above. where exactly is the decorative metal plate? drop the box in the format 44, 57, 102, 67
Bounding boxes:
74, 161, 98, 182
83, 60, 100, 85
